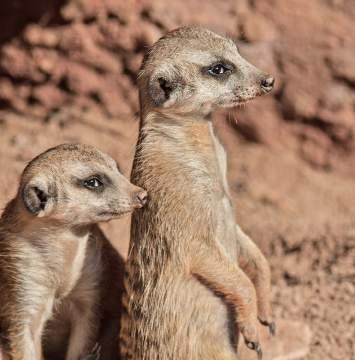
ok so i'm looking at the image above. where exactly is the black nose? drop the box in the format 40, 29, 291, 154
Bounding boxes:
260, 76, 275, 92
136, 190, 148, 207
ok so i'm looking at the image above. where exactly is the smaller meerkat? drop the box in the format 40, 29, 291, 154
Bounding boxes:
0, 144, 147, 360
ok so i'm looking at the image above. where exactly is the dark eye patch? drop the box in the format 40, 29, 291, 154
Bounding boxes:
83, 177, 103, 190
74, 173, 111, 192
203, 60, 234, 79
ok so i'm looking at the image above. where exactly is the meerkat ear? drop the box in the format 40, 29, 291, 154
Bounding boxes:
149, 66, 181, 107
22, 180, 56, 217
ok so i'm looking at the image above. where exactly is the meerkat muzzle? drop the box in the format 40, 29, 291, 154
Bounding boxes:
260, 76, 275, 93
135, 190, 148, 208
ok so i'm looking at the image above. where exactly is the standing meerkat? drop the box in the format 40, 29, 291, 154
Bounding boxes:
0, 144, 147, 360
120, 27, 275, 360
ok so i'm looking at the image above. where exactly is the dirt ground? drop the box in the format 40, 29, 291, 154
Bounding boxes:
0, 0, 354, 359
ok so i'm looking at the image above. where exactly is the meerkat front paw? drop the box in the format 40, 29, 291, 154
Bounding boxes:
234, 225, 275, 337
254, 259, 276, 337
245, 339, 263, 360
258, 317, 276, 336
79, 343, 101, 360
239, 319, 263, 360
229, 269, 264, 359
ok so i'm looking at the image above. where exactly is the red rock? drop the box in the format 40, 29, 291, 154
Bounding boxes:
32, 84, 66, 109
328, 49, 355, 84
24, 25, 58, 47
242, 13, 279, 42
0, 44, 45, 82
62, 61, 102, 94
282, 83, 319, 119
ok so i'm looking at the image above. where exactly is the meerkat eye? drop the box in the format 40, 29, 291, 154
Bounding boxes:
83, 177, 103, 190
208, 63, 232, 76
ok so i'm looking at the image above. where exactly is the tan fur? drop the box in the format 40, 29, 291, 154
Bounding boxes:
120, 27, 275, 360
0, 144, 147, 360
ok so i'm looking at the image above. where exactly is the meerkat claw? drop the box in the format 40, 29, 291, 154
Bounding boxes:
257, 346, 263, 360
268, 321, 276, 336
84, 343, 101, 360
79, 345, 101, 359
245, 340, 263, 359
259, 318, 276, 336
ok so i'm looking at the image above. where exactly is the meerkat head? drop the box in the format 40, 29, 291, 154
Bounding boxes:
139, 26, 274, 116
18, 144, 147, 225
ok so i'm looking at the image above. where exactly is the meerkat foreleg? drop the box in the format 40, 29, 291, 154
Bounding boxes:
65, 304, 97, 360
7, 328, 37, 360
94, 319, 120, 360
7, 294, 55, 360
191, 248, 262, 360
234, 225, 275, 335
7, 324, 44, 360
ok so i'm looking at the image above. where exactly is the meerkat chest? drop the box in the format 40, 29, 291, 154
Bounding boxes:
58, 235, 89, 298
208, 123, 231, 198
208, 123, 238, 252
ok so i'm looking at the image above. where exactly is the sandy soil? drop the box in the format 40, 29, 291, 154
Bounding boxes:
0, 0, 354, 359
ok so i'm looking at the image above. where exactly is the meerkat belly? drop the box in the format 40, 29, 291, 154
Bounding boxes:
129, 197, 239, 357
180, 275, 237, 354
137, 269, 237, 359
163, 199, 238, 355
208, 122, 239, 257
44, 236, 102, 356
213, 195, 239, 258
43, 235, 92, 351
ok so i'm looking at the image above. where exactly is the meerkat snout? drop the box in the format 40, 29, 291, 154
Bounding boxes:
135, 189, 148, 207
126, 185, 148, 209
260, 75, 275, 93
19, 144, 147, 224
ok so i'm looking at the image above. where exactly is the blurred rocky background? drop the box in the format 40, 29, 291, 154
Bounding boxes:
0, 0, 354, 359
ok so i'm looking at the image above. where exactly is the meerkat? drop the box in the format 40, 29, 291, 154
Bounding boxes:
120, 27, 275, 360
0, 144, 147, 360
